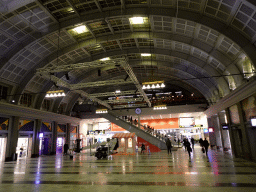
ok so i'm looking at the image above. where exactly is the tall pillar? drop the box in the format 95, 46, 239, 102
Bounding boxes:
51, 121, 58, 155
31, 119, 42, 158
76, 125, 80, 139
218, 111, 231, 151
225, 108, 235, 155
207, 117, 216, 147
237, 102, 252, 160
212, 115, 223, 149
5, 116, 20, 161
66, 123, 71, 146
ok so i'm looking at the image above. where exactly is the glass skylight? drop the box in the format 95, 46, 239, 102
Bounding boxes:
73, 25, 88, 34
129, 17, 144, 24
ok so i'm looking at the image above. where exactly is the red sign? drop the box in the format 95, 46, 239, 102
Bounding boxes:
140, 118, 179, 129
111, 123, 126, 131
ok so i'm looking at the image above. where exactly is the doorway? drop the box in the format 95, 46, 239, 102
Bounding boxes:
0, 137, 7, 161
56, 137, 65, 154
232, 128, 244, 157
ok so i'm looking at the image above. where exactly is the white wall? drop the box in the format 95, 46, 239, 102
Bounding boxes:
93, 123, 99, 130
195, 115, 208, 128
79, 120, 88, 138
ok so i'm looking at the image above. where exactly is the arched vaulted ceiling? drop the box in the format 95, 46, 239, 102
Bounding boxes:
0, 0, 255, 114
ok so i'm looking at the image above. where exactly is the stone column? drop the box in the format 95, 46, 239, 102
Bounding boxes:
138, 115, 140, 128
31, 119, 42, 158
51, 121, 58, 155
207, 117, 216, 147
66, 123, 71, 146
225, 108, 235, 155
218, 111, 231, 151
237, 102, 252, 160
212, 115, 223, 149
5, 116, 20, 161
76, 125, 80, 139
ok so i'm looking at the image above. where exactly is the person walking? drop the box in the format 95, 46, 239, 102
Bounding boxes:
186, 141, 192, 158
199, 138, 203, 147
166, 138, 172, 155
203, 138, 210, 155
141, 143, 146, 154
183, 138, 188, 151
64, 143, 69, 155
191, 138, 195, 149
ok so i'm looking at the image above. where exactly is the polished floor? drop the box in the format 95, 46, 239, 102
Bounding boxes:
0, 145, 256, 192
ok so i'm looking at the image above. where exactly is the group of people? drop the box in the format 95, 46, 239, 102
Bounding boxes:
164, 137, 210, 158
199, 138, 210, 155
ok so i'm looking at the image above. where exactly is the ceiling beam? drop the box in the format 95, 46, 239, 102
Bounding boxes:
70, 79, 134, 89
38, 74, 112, 109
105, 98, 143, 103
36, 58, 126, 73
89, 90, 136, 97
120, 59, 151, 107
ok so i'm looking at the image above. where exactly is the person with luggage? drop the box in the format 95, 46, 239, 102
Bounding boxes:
203, 138, 210, 155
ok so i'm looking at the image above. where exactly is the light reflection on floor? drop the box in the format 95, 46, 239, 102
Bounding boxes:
0, 145, 256, 191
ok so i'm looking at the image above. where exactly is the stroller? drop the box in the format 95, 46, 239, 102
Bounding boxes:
95, 145, 110, 159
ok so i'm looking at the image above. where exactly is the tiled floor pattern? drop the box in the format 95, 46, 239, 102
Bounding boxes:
0, 145, 256, 191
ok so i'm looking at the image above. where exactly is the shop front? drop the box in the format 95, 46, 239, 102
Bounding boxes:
113, 133, 136, 154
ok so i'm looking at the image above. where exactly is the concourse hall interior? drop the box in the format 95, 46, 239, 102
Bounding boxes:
0, 0, 256, 191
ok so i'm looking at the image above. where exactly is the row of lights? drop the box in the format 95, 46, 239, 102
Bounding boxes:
45, 90, 66, 98
142, 83, 165, 89
100, 53, 151, 61
142, 81, 165, 89
96, 109, 108, 114
153, 105, 167, 110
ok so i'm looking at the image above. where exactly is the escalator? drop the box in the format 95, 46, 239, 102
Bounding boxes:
100, 112, 167, 150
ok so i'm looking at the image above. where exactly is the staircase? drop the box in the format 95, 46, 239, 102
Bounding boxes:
100, 112, 167, 150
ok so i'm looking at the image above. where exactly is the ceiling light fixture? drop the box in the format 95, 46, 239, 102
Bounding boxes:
100, 57, 110, 61
45, 90, 66, 98
96, 109, 108, 114
141, 53, 151, 57
129, 17, 144, 24
153, 104, 167, 110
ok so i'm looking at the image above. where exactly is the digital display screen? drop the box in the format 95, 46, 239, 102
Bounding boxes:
251, 118, 256, 127
39, 133, 43, 138
222, 125, 229, 129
